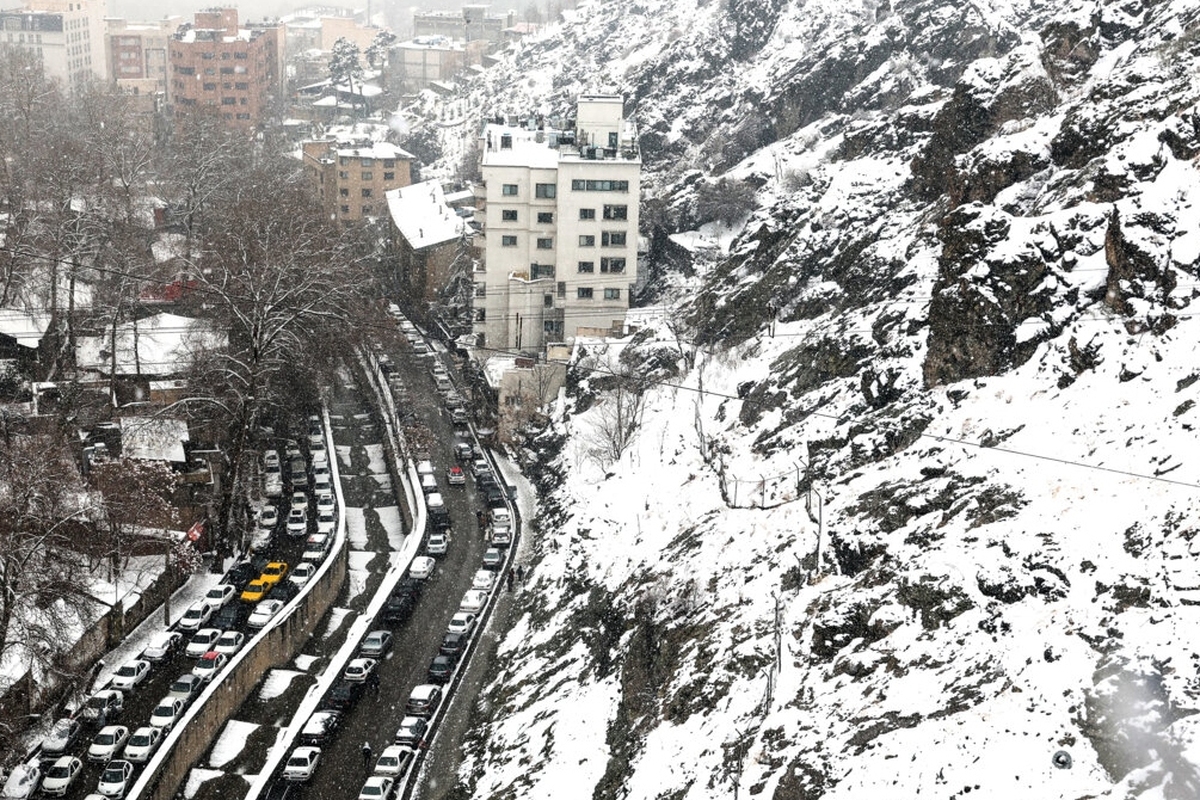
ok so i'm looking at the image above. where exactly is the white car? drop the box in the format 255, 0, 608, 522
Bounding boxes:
177, 600, 215, 631
264, 449, 281, 470
1, 763, 41, 800
96, 759, 134, 798
213, 630, 245, 655
291, 491, 308, 511
123, 727, 162, 763
316, 493, 335, 514
109, 659, 151, 691
408, 556, 435, 580
289, 562, 317, 588
373, 745, 414, 777
358, 775, 394, 800
425, 531, 448, 556
343, 657, 378, 683
185, 628, 222, 658
459, 589, 488, 614
39, 756, 82, 796
249, 527, 273, 553
446, 612, 476, 636
141, 631, 182, 662
86, 725, 129, 762
416, 459, 435, 476
282, 746, 321, 782
150, 697, 186, 732
316, 510, 336, 534
286, 507, 307, 536
392, 716, 427, 748
41, 718, 83, 756
303, 533, 331, 561
205, 583, 237, 608
192, 650, 228, 682
247, 599, 285, 629
470, 569, 496, 591
258, 506, 279, 531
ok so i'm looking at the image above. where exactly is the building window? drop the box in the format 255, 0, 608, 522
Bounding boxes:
602, 231, 627, 247
203, 82, 216, 90
236, 113, 250, 119
536, 238, 553, 250
339, 157, 350, 166
339, 188, 349, 197
501, 209, 518, 221
221, 97, 236, 105
475, 308, 486, 322
362, 206, 372, 215
531, 263, 555, 278
383, 160, 395, 168
384, 172, 395, 181
603, 205, 628, 220
577, 287, 594, 299
339, 171, 349, 179
535, 183, 556, 198
579, 208, 595, 220
235, 51, 247, 59
577, 261, 594, 273
362, 188, 372, 198
571, 179, 630, 192
557, 281, 566, 297
340, 205, 350, 214
600, 257, 626, 273
475, 283, 486, 297
361, 172, 373, 181
501, 235, 517, 247
578, 235, 595, 247
537, 212, 554, 224
544, 294, 554, 307
604, 288, 622, 300
501, 184, 518, 196
361, 158, 374, 167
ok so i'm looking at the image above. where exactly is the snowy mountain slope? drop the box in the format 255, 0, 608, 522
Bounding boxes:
430, 0, 1200, 798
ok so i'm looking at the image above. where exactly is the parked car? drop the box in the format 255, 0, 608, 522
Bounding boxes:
382, 593, 415, 624
213, 630, 245, 656
470, 458, 490, 478
394, 578, 423, 601
258, 506, 279, 531
359, 630, 393, 659
315, 510, 336, 535
212, 602, 250, 631
416, 459, 435, 476
41, 717, 83, 756
205, 583, 238, 608
453, 442, 472, 462
282, 746, 321, 782
38, 756, 82, 796
427, 654, 457, 684
1, 763, 40, 800
192, 650, 228, 682
446, 465, 466, 486
404, 684, 442, 717
439, 632, 467, 658
289, 562, 317, 588
373, 745, 414, 778
149, 697, 186, 732
224, 561, 258, 591
425, 531, 448, 556
259, 562, 289, 586
470, 569, 496, 591
185, 629, 222, 658
482, 548, 504, 570
298, 711, 342, 746
79, 690, 124, 728
302, 534, 331, 561
247, 599, 285, 629
392, 716, 427, 748
110, 659, 151, 691
358, 775, 394, 800
140, 631, 183, 663
419, 473, 438, 494
267, 580, 299, 603
315, 493, 335, 514
408, 556, 436, 580
86, 726, 129, 762
489, 522, 513, 546
321, 679, 365, 712
240, 580, 269, 603
447, 612, 476, 636
262, 780, 302, 800
286, 508, 307, 536
95, 759, 134, 798
123, 727, 162, 763
459, 589, 488, 614
343, 657, 378, 683
168, 674, 204, 704
177, 600, 216, 632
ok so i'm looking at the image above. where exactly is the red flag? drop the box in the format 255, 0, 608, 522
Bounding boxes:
187, 520, 205, 542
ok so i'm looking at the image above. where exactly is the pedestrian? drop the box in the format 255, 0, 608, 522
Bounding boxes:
369, 668, 381, 697
516, 564, 525, 585
506, 569, 514, 591
362, 741, 373, 769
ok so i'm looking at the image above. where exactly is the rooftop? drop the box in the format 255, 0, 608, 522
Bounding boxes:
386, 180, 466, 250
481, 117, 641, 168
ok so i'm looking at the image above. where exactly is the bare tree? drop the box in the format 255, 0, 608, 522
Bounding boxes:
89, 457, 180, 584
588, 372, 646, 465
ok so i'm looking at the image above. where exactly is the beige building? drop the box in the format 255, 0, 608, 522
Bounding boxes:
0, 0, 107, 90
106, 16, 179, 110
301, 138, 414, 221
385, 179, 467, 306
475, 93, 641, 357
390, 35, 485, 92
412, 4, 514, 43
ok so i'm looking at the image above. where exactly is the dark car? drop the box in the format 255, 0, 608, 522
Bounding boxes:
225, 561, 258, 591
394, 578, 422, 601
321, 680, 365, 712
382, 594, 415, 624
427, 654, 457, 684
476, 471, 498, 490
263, 779, 302, 800
212, 603, 251, 631
429, 509, 452, 530
439, 631, 467, 658
298, 711, 342, 746
267, 580, 300, 603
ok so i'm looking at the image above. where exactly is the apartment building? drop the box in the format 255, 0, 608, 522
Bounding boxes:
390, 35, 486, 93
168, 8, 283, 132
107, 16, 179, 109
475, 93, 640, 356
0, 0, 107, 90
412, 4, 514, 43
300, 137, 414, 221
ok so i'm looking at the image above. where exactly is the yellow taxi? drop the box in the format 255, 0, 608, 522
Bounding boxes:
240, 579, 269, 602
259, 562, 289, 587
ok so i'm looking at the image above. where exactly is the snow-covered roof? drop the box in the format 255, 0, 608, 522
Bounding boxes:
120, 416, 189, 463
334, 141, 414, 160
0, 307, 50, 348
481, 124, 561, 169
385, 180, 466, 250
75, 313, 226, 377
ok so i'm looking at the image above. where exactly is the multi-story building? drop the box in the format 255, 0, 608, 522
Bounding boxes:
0, 0, 107, 90
389, 35, 486, 93
300, 137, 414, 222
385, 179, 467, 307
168, 8, 283, 132
412, 4, 514, 43
476, 93, 640, 356
106, 16, 179, 112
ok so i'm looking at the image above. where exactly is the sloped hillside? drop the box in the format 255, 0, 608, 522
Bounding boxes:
438, 0, 1200, 797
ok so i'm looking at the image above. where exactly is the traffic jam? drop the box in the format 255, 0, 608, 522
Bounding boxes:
15, 311, 516, 800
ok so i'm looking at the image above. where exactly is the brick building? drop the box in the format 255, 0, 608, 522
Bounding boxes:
168, 8, 283, 132
300, 137, 414, 222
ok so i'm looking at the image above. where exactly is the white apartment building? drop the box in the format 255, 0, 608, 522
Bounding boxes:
0, 0, 107, 90
475, 93, 640, 356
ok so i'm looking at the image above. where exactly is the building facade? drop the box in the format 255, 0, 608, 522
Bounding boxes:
168, 8, 283, 132
0, 0, 107, 90
385, 179, 467, 308
475, 93, 640, 356
301, 138, 414, 221
412, 4, 514, 43
107, 16, 179, 111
